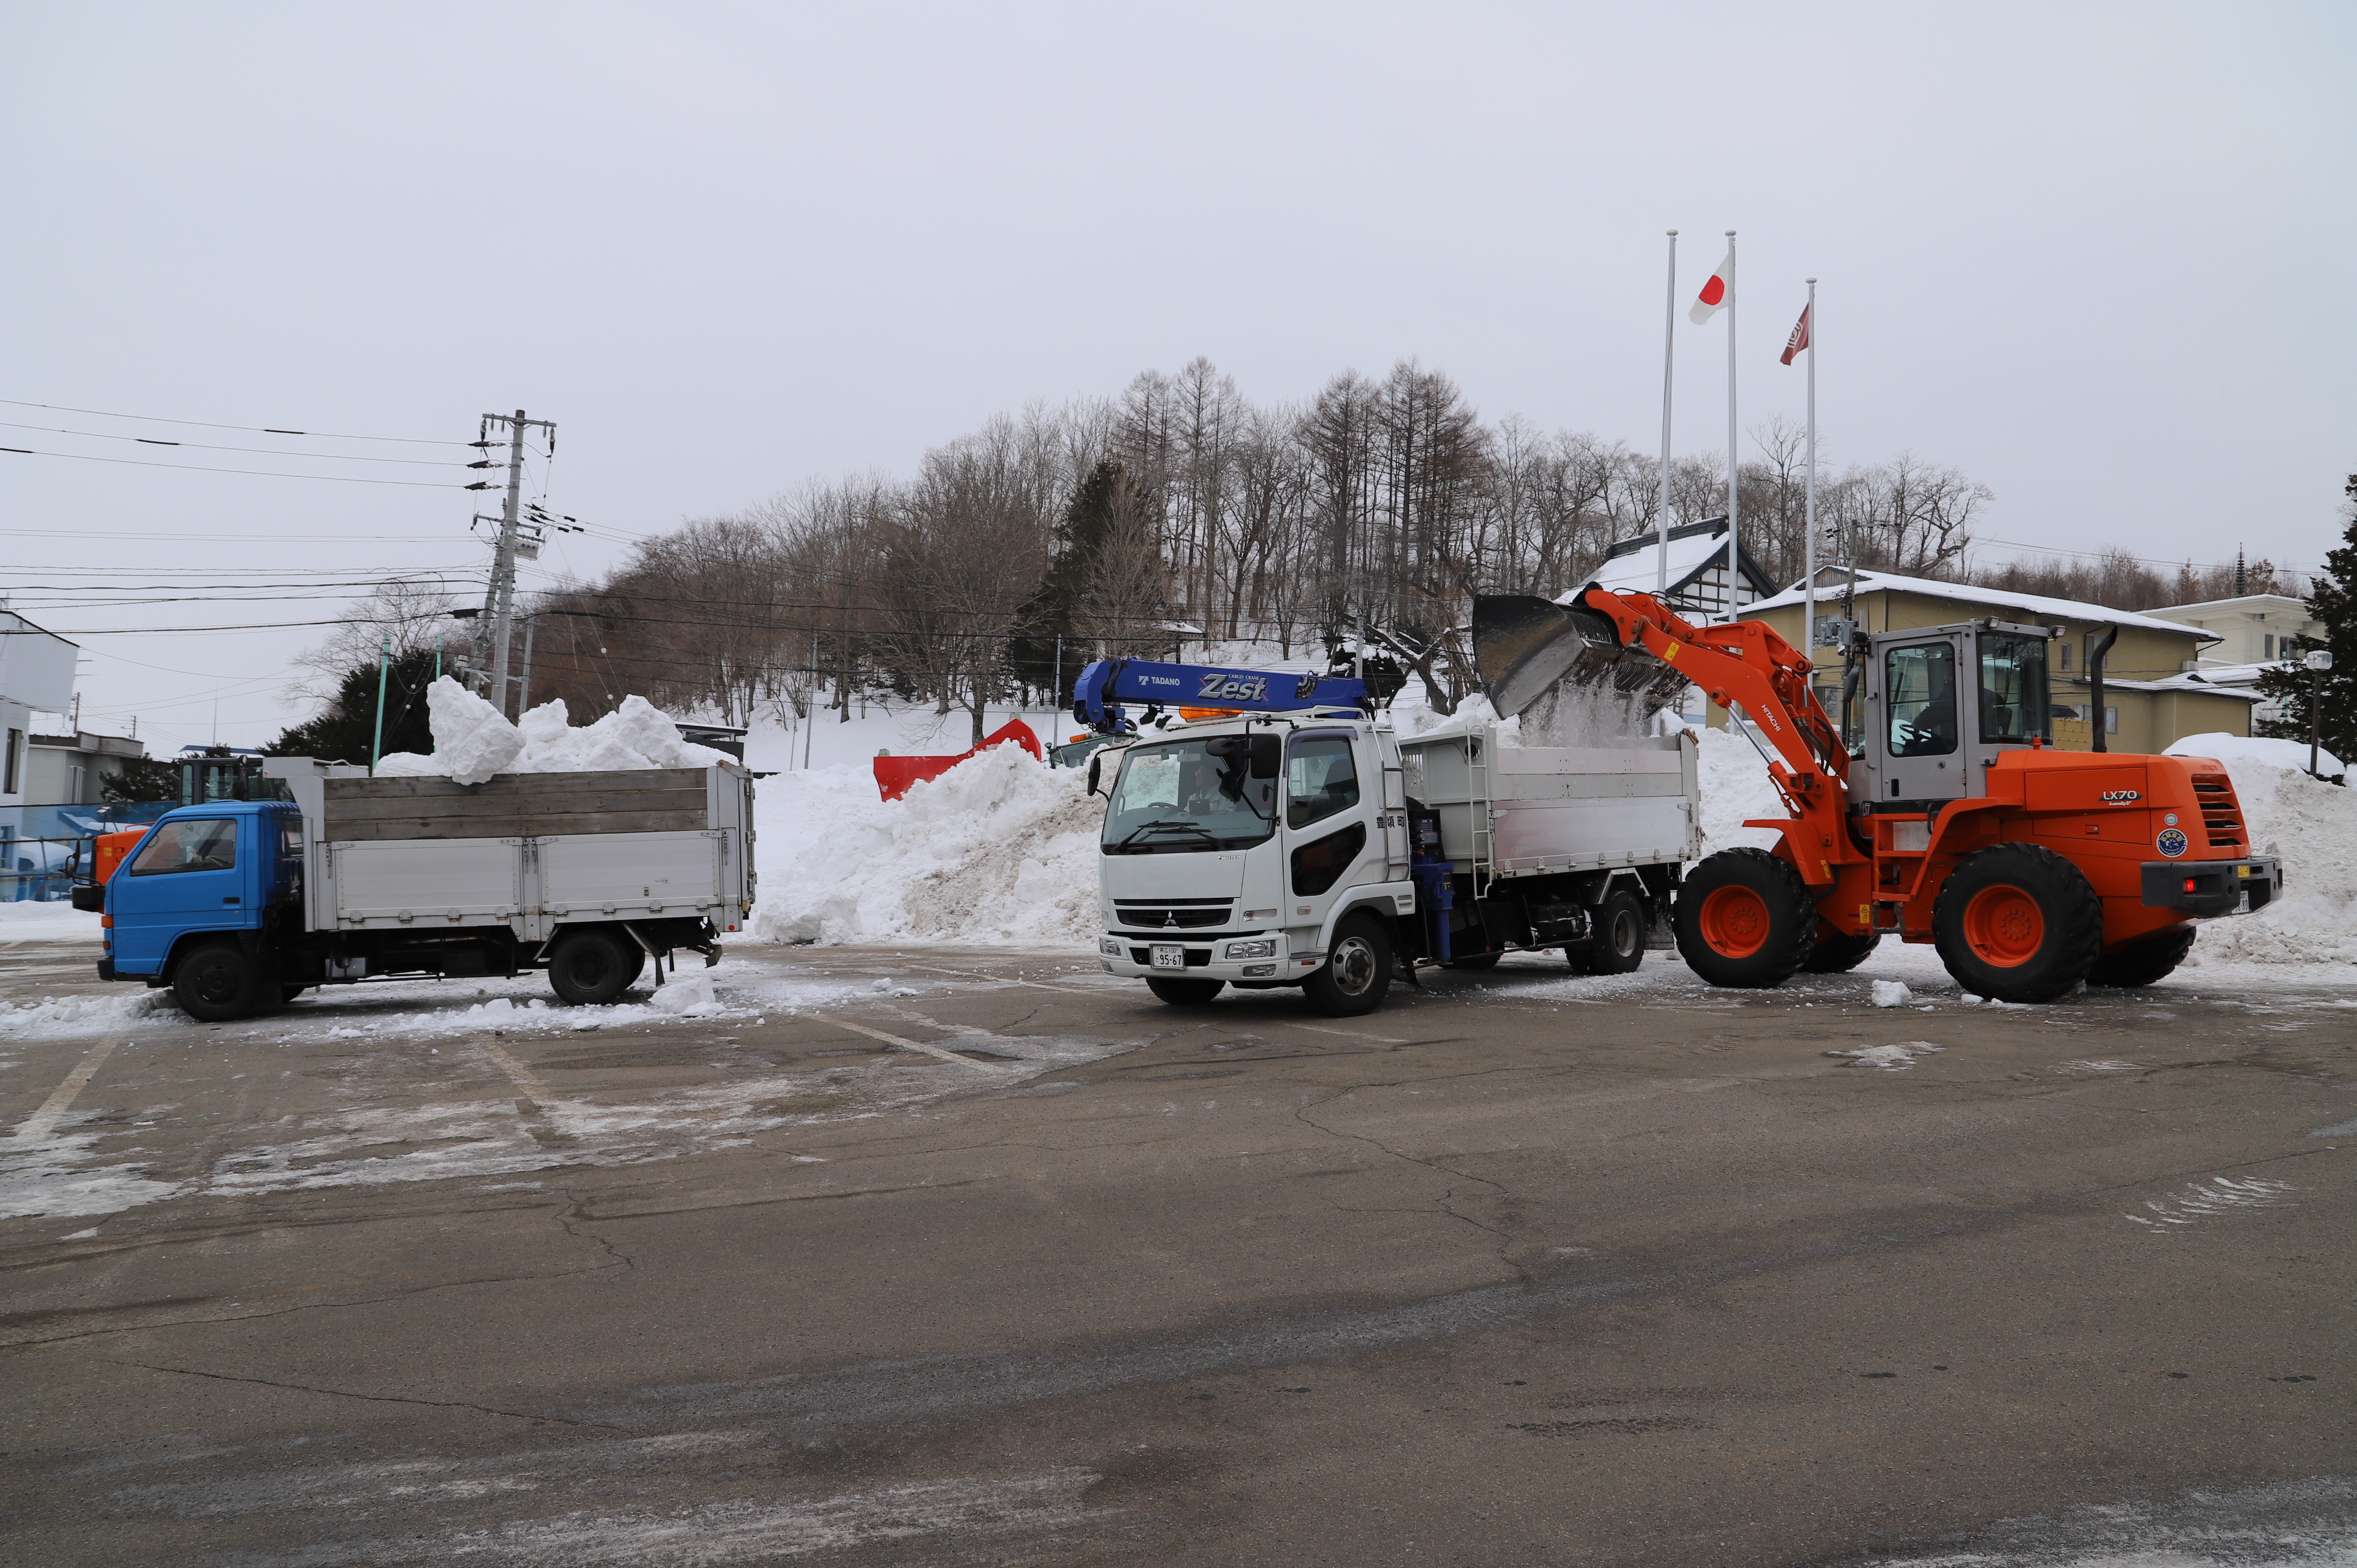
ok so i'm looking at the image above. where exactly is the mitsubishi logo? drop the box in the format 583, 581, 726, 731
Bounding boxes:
1164, 912, 1180, 927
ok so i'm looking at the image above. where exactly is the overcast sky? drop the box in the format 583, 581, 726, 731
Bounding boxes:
5, 2, 2351, 748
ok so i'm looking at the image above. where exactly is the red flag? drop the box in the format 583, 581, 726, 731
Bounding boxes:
1780, 302, 1811, 366
1688, 243, 1734, 324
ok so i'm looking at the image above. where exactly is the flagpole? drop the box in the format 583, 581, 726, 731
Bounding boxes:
1657, 230, 1677, 595
1803, 277, 1818, 660
1722, 230, 1738, 622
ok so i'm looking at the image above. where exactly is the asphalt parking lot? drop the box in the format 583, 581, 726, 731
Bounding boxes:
2, 926, 2352, 1566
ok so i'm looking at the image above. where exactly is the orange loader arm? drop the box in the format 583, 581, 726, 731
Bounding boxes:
1569, 586, 1866, 889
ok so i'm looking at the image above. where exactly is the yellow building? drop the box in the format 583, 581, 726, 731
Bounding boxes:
1742, 569, 2260, 754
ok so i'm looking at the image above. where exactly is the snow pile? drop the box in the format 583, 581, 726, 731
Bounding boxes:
0, 990, 171, 1041
1871, 980, 1913, 1008
0, 900, 95, 929
2185, 752, 2357, 967
376, 680, 729, 784
752, 742, 1103, 947
2167, 731, 2344, 779
1696, 726, 1789, 856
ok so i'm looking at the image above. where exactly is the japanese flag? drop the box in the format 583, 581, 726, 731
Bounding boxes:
1689, 243, 1734, 325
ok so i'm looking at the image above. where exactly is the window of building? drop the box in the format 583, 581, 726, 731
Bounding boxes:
2058, 641, 2071, 671
2264, 633, 2275, 660
2, 728, 20, 794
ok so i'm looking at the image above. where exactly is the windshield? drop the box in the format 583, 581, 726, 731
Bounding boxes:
1100, 737, 1279, 855
1978, 632, 2051, 744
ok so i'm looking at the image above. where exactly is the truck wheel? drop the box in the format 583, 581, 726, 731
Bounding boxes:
1932, 843, 2104, 1004
1674, 848, 1817, 990
1146, 977, 1226, 1006
1577, 888, 1647, 975
1304, 914, 1393, 1016
548, 928, 637, 1005
2086, 924, 2197, 988
1801, 930, 1881, 974
173, 942, 266, 1022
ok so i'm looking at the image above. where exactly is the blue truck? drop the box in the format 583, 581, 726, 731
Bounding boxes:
82, 759, 756, 1022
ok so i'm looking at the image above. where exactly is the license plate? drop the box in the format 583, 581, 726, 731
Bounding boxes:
1152, 944, 1186, 970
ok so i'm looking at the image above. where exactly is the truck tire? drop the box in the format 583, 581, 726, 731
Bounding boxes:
1932, 843, 2104, 1004
1146, 977, 1226, 1006
1674, 848, 1817, 990
1801, 930, 1882, 974
2086, 923, 2197, 988
173, 941, 267, 1022
548, 928, 638, 1006
1574, 888, 1647, 975
1304, 913, 1393, 1016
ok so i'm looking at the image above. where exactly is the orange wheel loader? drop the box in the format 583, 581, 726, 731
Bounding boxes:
1471, 590, 2283, 1003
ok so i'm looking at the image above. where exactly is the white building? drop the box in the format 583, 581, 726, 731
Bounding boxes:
2145, 593, 2320, 670
1, 609, 82, 894
1586, 517, 1777, 621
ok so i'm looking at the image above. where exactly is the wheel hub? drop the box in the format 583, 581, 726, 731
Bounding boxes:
1697, 885, 1771, 958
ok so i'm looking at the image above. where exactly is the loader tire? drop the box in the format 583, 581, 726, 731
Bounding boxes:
1801, 930, 1882, 974
548, 928, 637, 1006
173, 941, 267, 1023
1304, 914, 1393, 1017
1674, 848, 1817, 990
2086, 923, 2197, 988
1146, 977, 1226, 1007
1932, 843, 2103, 1004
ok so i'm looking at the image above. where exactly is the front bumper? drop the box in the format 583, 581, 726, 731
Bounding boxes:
1097, 931, 1324, 983
2140, 855, 2281, 918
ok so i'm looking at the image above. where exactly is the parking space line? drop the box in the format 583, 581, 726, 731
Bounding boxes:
1284, 1022, 1411, 1046
818, 1016, 1009, 1071
478, 1039, 560, 1107
11, 1033, 128, 1143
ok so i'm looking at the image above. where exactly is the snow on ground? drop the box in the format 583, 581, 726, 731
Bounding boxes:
0, 899, 96, 930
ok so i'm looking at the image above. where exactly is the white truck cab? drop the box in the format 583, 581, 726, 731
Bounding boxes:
1093, 708, 1414, 1014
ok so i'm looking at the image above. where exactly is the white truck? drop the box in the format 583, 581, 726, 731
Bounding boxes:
88, 760, 756, 1021
1075, 659, 1697, 1016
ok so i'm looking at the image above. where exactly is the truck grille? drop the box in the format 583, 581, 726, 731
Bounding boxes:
2189, 772, 2246, 850
1113, 900, 1232, 931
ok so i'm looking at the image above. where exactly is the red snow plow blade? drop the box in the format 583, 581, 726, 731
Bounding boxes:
872, 718, 1044, 802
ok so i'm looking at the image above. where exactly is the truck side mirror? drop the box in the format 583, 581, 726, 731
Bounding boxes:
1248, 735, 1280, 779
1086, 755, 1103, 797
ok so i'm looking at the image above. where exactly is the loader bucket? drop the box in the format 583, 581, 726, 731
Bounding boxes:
1470, 594, 1688, 719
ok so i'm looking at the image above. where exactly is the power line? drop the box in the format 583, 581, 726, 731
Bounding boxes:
0, 447, 469, 488
0, 420, 474, 467
0, 397, 466, 446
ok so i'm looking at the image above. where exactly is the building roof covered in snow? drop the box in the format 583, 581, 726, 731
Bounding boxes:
1748, 568, 2221, 642
1580, 518, 1778, 615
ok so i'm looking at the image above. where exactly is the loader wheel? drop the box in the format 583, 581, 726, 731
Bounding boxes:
1304, 914, 1393, 1017
1146, 977, 1226, 1007
173, 942, 266, 1022
1674, 849, 1817, 989
548, 928, 637, 1006
1801, 929, 1882, 974
1932, 843, 2103, 1004
2086, 924, 2198, 988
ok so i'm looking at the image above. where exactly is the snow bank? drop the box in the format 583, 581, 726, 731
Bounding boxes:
0, 900, 95, 929
752, 742, 1101, 947
376, 681, 729, 783
2185, 755, 2357, 966
2167, 731, 2343, 779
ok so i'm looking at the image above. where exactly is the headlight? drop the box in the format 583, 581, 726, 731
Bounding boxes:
1224, 938, 1277, 960
1099, 936, 1122, 956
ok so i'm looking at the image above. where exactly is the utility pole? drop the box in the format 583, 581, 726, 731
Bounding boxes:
472, 409, 556, 718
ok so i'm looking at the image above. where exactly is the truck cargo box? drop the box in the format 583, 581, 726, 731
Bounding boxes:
1398, 725, 1697, 879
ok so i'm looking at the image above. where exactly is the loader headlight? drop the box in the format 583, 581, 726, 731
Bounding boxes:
1224, 938, 1277, 960
1099, 936, 1123, 956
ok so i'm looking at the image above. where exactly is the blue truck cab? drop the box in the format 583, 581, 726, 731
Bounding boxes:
100, 800, 304, 1017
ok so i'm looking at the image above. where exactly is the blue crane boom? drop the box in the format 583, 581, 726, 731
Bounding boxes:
1071, 658, 1368, 734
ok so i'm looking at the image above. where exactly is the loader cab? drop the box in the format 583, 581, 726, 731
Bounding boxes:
1858, 620, 2053, 812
